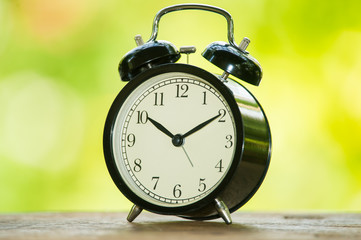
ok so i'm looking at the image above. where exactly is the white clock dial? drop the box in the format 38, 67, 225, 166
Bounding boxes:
112, 72, 236, 207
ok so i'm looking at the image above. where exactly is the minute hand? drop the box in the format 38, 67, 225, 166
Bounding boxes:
182, 113, 221, 139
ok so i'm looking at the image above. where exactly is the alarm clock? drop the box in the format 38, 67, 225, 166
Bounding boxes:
103, 3, 271, 224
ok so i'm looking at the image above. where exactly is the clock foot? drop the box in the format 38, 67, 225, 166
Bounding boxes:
214, 198, 232, 225
127, 204, 143, 222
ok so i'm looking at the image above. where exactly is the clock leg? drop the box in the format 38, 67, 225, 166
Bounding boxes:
127, 204, 143, 222
214, 198, 232, 225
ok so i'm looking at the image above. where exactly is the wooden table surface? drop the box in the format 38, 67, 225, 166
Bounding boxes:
0, 212, 360, 240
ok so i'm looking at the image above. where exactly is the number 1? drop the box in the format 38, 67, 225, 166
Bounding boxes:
202, 91, 207, 105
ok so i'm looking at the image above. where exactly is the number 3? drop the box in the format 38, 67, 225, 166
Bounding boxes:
225, 135, 233, 148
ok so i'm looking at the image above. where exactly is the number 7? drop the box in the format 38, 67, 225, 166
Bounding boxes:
152, 177, 160, 190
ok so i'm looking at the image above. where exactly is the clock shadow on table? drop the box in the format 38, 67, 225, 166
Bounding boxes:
126, 220, 254, 234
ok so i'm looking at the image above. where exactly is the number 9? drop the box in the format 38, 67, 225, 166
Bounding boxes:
127, 133, 136, 147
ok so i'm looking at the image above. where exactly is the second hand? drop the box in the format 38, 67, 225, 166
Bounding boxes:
181, 145, 194, 167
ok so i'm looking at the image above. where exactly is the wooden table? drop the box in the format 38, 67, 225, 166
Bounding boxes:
0, 212, 360, 239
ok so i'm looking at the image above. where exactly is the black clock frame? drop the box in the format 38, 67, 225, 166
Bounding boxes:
103, 63, 245, 215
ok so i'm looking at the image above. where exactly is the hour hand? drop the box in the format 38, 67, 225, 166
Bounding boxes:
147, 116, 174, 138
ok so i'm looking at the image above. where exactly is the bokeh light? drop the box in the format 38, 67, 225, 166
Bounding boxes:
0, 0, 360, 213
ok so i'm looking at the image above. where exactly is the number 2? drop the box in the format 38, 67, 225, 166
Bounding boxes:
218, 109, 226, 122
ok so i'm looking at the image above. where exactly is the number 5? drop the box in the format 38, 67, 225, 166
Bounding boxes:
198, 178, 206, 192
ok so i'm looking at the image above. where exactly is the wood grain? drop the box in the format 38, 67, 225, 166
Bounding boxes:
0, 212, 360, 239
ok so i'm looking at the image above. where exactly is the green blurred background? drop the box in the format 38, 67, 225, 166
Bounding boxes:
1, 0, 360, 213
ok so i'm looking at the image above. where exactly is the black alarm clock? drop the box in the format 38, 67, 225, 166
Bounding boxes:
103, 3, 271, 224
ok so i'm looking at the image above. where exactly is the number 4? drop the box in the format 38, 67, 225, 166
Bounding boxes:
215, 159, 224, 172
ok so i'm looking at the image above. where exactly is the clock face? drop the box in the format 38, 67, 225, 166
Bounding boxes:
105, 64, 243, 212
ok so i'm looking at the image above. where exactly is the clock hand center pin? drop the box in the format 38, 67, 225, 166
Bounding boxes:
147, 116, 194, 167
147, 116, 184, 147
